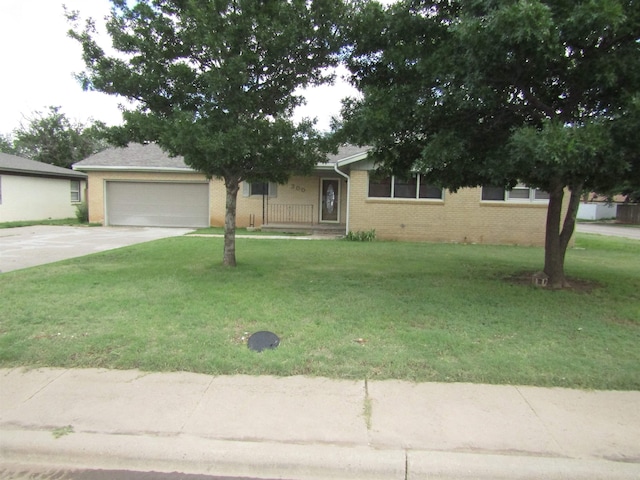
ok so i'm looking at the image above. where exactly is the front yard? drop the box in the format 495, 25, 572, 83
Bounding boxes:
0, 234, 638, 390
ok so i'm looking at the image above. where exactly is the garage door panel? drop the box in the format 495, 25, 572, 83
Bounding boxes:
106, 182, 209, 227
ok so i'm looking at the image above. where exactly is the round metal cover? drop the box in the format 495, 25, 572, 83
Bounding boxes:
247, 331, 280, 352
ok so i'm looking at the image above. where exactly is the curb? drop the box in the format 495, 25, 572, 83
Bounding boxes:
2, 429, 639, 480
0, 430, 404, 480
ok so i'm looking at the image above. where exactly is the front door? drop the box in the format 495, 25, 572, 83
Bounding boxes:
321, 179, 339, 222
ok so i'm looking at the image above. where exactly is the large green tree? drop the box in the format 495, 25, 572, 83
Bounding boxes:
2, 106, 108, 168
340, 0, 640, 288
68, 0, 344, 266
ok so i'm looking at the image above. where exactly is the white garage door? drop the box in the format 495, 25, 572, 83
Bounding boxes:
106, 182, 209, 227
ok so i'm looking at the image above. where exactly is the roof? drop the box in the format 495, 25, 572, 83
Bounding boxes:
72, 142, 371, 172
73, 143, 193, 172
0, 152, 87, 179
325, 145, 371, 164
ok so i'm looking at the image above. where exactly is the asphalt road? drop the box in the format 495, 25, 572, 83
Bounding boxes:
0, 466, 273, 480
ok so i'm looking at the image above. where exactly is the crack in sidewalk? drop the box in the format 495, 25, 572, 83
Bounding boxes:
515, 386, 565, 455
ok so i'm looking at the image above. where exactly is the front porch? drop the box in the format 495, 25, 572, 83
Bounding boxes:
249, 200, 345, 236
260, 222, 346, 236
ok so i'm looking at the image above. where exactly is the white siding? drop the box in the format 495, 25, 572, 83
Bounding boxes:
0, 175, 84, 222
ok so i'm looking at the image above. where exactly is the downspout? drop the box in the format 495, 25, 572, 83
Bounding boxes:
334, 161, 350, 234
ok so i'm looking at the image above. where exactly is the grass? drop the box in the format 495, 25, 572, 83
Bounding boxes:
0, 234, 638, 390
0, 218, 82, 228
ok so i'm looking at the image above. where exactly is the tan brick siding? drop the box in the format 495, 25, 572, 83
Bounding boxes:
348, 170, 565, 246
85, 168, 566, 246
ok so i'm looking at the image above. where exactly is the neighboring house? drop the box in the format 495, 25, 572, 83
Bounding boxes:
0, 152, 87, 223
74, 143, 560, 246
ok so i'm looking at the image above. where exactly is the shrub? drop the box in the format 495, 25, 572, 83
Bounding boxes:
75, 202, 89, 223
345, 229, 376, 241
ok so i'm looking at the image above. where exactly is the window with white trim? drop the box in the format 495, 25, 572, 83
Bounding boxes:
242, 181, 277, 197
369, 173, 443, 200
70, 180, 81, 203
482, 184, 549, 202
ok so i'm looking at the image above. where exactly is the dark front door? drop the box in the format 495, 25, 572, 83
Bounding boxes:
321, 179, 339, 222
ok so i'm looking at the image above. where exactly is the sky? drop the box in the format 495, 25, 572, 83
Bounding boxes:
0, 0, 359, 135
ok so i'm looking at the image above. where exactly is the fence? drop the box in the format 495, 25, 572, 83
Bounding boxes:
616, 204, 640, 224
267, 204, 314, 224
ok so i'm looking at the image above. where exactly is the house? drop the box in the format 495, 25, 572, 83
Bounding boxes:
73, 143, 557, 246
0, 152, 87, 223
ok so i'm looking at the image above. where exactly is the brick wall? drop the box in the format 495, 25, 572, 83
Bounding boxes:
348, 170, 565, 246
85, 169, 569, 246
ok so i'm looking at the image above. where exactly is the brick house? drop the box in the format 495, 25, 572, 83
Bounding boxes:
74, 143, 557, 245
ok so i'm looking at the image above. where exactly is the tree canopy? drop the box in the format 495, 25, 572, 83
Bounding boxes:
68, 0, 345, 266
0, 106, 108, 168
339, 0, 640, 288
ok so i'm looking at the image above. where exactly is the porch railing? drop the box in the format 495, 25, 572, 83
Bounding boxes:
267, 204, 314, 224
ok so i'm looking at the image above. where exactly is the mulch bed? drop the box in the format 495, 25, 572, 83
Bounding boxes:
505, 271, 601, 293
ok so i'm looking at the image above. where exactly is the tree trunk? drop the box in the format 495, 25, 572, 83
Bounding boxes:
223, 177, 240, 267
543, 181, 582, 288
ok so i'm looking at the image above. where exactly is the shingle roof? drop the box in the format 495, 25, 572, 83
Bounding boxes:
73, 143, 192, 171
0, 152, 87, 179
72, 142, 371, 171
325, 144, 371, 164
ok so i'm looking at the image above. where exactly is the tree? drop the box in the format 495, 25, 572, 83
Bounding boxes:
7, 106, 109, 168
339, 0, 640, 288
67, 0, 344, 267
0, 134, 16, 155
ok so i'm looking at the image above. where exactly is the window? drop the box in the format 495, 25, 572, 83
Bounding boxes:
534, 190, 550, 200
482, 184, 549, 202
368, 175, 391, 197
250, 182, 269, 196
0, 176, 2, 204
481, 186, 505, 201
393, 175, 417, 198
242, 181, 277, 197
70, 180, 81, 203
369, 173, 443, 200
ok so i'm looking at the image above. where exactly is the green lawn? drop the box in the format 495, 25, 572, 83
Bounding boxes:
0, 218, 81, 228
1, 234, 638, 390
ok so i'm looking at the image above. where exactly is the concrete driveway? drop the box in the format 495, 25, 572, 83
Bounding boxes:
0, 225, 193, 273
576, 223, 640, 240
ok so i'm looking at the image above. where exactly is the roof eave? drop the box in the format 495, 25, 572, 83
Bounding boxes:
335, 151, 370, 167
1, 167, 87, 179
73, 165, 197, 173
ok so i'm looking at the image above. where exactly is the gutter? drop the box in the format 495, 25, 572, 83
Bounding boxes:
72, 165, 196, 174
330, 150, 370, 235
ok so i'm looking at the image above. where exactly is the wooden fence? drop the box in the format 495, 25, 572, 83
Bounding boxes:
616, 204, 640, 224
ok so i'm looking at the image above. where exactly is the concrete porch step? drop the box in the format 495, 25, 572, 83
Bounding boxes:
261, 223, 346, 236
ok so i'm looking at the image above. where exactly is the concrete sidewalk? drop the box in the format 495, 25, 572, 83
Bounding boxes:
1, 368, 639, 479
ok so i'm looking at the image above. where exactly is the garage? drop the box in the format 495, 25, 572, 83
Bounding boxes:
106, 181, 209, 227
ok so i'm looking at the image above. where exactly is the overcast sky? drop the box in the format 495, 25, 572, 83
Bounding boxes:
0, 0, 358, 135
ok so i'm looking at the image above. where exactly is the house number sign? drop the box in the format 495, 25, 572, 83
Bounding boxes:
290, 183, 306, 193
